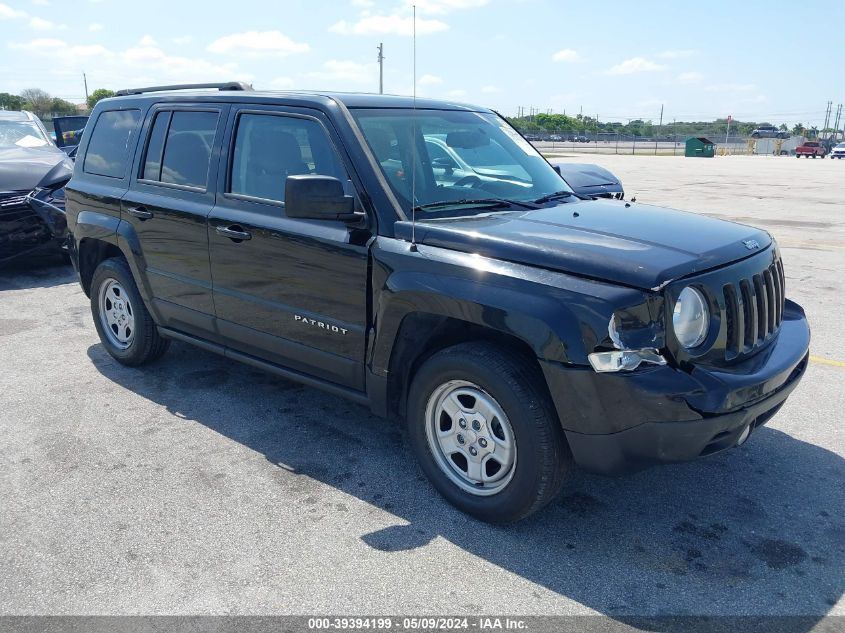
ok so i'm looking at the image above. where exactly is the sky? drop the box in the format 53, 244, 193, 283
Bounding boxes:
1, 0, 843, 127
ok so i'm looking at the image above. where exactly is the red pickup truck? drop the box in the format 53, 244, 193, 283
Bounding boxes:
795, 141, 827, 158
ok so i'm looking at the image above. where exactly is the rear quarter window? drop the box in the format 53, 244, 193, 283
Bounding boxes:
83, 109, 141, 179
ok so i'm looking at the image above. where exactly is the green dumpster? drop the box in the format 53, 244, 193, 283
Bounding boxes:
685, 137, 715, 158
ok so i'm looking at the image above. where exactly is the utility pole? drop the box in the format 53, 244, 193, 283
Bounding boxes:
673, 118, 677, 155
83, 72, 89, 104
834, 104, 843, 141
725, 114, 732, 148
376, 43, 384, 94
655, 104, 663, 155
822, 100, 832, 137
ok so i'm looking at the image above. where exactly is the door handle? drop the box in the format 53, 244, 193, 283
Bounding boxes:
126, 206, 153, 220
216, 225, 252, 241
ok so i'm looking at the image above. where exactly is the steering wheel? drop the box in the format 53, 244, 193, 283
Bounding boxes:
453, 175, 482, 188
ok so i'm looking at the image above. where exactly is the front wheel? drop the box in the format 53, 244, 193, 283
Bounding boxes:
406, 342, 571, 523
90, 257, 170, 366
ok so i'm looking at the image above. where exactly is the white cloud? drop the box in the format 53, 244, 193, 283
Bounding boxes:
417, 73, 442, 86
11, 37, 64, 50
677, 71, 702, 83
139, 34, 157, 46
551, 48, 579, 63
481, 85, 500, 93
742, 94, 768, 104
10, 38, 245, 87
88, 22, 103, 32
269, 77, 295, 89
706, 82, 756, 93
330, 14, 448, 36
409, 0, 488, 14
68, 43, 111, 57
29, 16, 65, 30
0, 3, 27, 18
658, 49, 696, 59
607, 57, 667, 75
309, 59, 374, 84
207, 30, 309, 56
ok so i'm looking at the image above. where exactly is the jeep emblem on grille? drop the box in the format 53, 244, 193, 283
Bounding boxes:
743, 239, 760, 250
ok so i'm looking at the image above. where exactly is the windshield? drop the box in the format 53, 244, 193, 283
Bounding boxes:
0, 119, 50, 149
351, 108, 570, 216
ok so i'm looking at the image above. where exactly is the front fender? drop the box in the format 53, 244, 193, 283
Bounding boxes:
371, 271, 577, 376
369, 239, 653, 377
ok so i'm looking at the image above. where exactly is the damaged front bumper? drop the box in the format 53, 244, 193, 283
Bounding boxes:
540, 300, 811, 475
0, 189, 68, 263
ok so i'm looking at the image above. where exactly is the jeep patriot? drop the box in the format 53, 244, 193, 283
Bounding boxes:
65, 83, 810, 522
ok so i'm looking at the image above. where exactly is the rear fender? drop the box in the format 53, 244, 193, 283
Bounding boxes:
73, 212, 156, 314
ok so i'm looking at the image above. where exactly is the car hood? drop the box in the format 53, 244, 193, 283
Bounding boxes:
0, 145, 69, 191
556, 162, 619, 188
394, 199, 772, 290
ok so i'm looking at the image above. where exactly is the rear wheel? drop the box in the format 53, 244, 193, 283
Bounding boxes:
90, 257, 169, 366
406, 342, 571, 523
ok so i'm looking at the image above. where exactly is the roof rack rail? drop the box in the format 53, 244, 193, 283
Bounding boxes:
114, 82, 253, 97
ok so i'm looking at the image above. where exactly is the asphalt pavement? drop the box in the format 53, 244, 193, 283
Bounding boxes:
0, 155, 842, 623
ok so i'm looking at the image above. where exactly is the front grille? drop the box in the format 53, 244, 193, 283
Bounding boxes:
722, 257, 785, 360
0, 192, 29, 212
0, 191, 52, 261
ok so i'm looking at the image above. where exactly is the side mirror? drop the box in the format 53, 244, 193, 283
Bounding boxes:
285, 175, 357, 221
553, 165, 562, 176
432, 156, 456, 172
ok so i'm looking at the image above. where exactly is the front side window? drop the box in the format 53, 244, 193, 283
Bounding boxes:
351, 109, 568, 216
83, 109, 141, 178
228, 113, 346, 204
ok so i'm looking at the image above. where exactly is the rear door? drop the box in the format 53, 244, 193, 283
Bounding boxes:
122, 104, 228, 336
208, 105, 370, 390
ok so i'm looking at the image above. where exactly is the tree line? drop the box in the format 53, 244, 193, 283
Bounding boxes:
0, 88, 114, 120
507, 112, 820, 139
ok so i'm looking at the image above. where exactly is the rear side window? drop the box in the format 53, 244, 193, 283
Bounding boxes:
83, 109, 141, 178
141, 110, 219, 190
228, 113, 346, 204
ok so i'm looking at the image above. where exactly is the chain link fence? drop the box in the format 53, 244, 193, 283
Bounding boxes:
515, 128, 827, 157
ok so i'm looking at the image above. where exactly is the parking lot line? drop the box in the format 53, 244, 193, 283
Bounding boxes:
809, 355, 845, 368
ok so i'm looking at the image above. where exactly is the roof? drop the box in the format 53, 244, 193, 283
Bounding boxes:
0, 110, 35, 122
102, 87, 492, 113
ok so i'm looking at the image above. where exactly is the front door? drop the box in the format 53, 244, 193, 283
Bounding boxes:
123, 105, 227, 335
208, 106, 370, 390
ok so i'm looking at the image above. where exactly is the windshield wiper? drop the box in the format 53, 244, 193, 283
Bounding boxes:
413, 197, 538, 213
532, 190, 578, 204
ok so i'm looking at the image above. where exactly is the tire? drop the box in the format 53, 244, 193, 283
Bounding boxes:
90, 257, 169, 366
406, 342, 571, 523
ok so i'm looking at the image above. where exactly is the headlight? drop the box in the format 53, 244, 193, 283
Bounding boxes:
673, 287, 709, 349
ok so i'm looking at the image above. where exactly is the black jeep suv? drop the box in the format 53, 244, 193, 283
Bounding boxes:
65, 83, 810, 523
